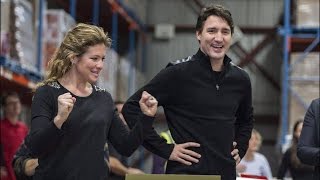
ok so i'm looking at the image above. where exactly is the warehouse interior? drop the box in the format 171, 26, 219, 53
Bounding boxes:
1, 0, 319, 179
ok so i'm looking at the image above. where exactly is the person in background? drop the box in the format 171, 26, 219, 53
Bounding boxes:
0, 92, 29, 180
108, 101, 145, 180
297, 98, 320, 180
25, 23, 158, 180
122, 4, 251, 179
152, 129, 174, 174
236, 129, 272, 179
277, 120, 314, 180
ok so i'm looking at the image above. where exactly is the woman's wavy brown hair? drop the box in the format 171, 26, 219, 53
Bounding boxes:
36, 23, 111, 89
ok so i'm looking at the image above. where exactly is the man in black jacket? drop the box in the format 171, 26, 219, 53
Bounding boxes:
122, 4, 253, 179
297, 98, 320, 180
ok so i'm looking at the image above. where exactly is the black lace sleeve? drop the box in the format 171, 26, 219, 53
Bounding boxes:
12, 143, 34, 180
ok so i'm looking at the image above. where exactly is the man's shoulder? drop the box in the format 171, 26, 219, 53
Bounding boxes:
229, 62, 250, 80
166, 56, 194, 68
230, 62, 246, 73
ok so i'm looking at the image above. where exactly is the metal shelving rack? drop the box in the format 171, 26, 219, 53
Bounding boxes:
1, 0, 146, 92
278, 0, 320, 145
0, 56, 40, 89
1, 0, 148, 168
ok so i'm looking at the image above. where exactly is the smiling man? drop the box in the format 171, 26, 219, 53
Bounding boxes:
122, 4, 253, 180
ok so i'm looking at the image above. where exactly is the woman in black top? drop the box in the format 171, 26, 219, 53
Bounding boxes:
25, 23, 158, 180
277, 120, 314, 180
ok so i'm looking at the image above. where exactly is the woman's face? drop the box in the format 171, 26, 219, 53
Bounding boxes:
73, 43, 106, 84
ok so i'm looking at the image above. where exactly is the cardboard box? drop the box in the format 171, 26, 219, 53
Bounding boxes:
42, 10, 75, 73
296, 0, 320, 27
1, 0, 11, 32
289, 53, 319, 131
45, 10, 75, 43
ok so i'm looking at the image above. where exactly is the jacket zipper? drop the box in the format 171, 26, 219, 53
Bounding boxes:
214, 65, 228, 91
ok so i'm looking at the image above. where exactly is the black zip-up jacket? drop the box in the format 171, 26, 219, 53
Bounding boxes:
122, 49, 254, 179
297, 98, 320, 180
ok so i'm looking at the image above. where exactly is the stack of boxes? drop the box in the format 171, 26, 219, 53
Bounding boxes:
289, 53, 319, 125
0, 0, 11, 59
12, 0, 37, 72
289, 0, 319, 128
97, 49, 118, 98
296, 0, 319, 28
42, 9, 75, 74
1, 0, 36, 72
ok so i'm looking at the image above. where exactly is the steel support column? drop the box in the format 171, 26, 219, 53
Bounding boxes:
69, 0, 77, 19
92, 0, 100, 25
36, 0, 44, 72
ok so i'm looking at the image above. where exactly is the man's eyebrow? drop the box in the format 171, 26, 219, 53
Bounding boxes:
222, 28, 231, 31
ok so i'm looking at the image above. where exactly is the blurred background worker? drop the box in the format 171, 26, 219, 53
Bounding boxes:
277, 120, 314, 180
237, 129, 272, 179
1, 92, 28, 180
152, 129, 174, 174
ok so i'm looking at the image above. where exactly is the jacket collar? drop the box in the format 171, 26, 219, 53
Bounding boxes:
194, 49, 232, 71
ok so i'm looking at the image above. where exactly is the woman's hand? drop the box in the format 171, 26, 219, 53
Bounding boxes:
54, 93, 76, 129
139, 91, 158, 117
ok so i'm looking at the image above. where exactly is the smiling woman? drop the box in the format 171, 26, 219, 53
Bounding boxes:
37, 23, 111, 88
62, 43, 107, 95
25, 23, 159, 180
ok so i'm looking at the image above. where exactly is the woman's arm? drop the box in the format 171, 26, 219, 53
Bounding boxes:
26, 87, 70, 156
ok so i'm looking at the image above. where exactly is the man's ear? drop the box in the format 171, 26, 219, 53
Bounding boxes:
196, 31, 201, 41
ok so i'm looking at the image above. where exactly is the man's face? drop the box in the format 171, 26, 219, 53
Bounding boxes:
4, 95, 21, 117
196, 15, 232, 62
